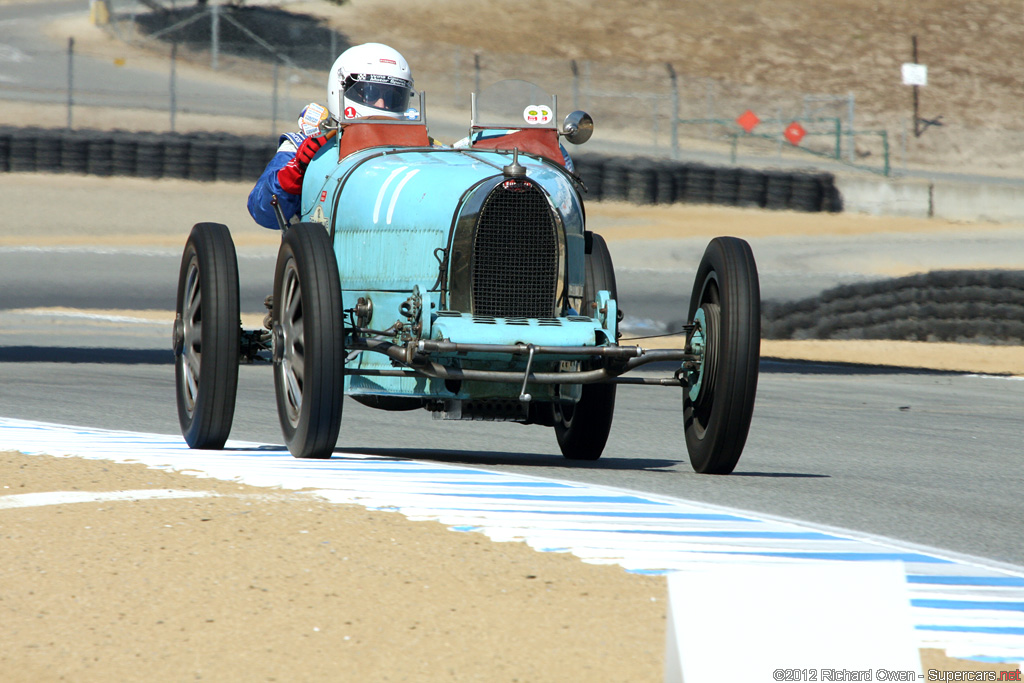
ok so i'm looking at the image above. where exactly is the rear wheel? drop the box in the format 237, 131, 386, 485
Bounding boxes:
173, 222, 240, 449
553, 232, 617, 460
272, 223, 345, 459
683, 236, 760, 474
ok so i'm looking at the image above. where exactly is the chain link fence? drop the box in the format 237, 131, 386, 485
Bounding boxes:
8, 1, 1024, 179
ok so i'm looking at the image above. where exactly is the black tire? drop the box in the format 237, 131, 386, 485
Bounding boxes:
111, 132, 138, 177
553, 232, 617, 460
136, 138, 165, 179
601, 159, 630, 201
789, 173, 824, 212
0, 126, 14, 172
272, 223, 345, 459
162, 137, 189, 179
626, 161, 657, 204
684, 236, 760, 474
214, 142, 243, 182
188, 134, 217, 181
683, 163, 714, 204
711, 167, 739, 206
9, 130, 37, 173
764, 171, 792, 210
60, 131, 89, 175
174, 222, 241, 449
36, 131, 62, 173
736, 169, 767, 208
86, 137, 113, 177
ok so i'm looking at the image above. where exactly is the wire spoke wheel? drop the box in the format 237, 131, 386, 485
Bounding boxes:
278, 263, 306, 426
174, 222, 240, 450
272, 223, 345, 459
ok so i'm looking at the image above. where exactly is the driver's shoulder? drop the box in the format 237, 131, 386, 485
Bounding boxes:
277, 131, 306, 153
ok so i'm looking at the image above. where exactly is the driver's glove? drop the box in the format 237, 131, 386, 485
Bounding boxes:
277, 135, 325, 195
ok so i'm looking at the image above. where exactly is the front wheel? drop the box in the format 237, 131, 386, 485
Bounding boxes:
553, 232, 617, 460
683, 236, 760, 474
173, 222, 240, 449
272, 223, 345, 459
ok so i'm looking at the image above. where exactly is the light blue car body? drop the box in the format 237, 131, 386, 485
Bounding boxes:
297, 134, 616, 404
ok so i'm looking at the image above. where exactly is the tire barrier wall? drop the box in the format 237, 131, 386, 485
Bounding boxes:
0, 127, 278, 183
571, 153, 843, 213
761, 270, 1024, 344
0, 127, 842, 213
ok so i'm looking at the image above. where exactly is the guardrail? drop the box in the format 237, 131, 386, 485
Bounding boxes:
0, 127, 842, 213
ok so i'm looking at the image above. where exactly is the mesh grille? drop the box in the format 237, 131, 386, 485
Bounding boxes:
472, 181, 558, 317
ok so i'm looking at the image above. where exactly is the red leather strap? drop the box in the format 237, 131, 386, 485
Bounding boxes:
470, 128, 565, 166
337, 122, 430, 158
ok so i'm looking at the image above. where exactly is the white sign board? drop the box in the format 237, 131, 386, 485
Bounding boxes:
663, 561, 921, 683
902, 62, 928, 86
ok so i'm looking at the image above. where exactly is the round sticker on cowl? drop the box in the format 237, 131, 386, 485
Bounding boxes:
523, 104, 553, 125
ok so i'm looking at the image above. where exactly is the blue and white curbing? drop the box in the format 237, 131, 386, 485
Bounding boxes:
1, 416, 1022, 664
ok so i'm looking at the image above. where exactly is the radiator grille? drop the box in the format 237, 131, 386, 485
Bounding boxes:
471, 181, 558, 317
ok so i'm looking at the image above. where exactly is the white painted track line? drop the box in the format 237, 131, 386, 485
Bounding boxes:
1, 417, 1022, 663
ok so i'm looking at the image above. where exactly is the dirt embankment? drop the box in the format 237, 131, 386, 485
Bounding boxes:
3, 451, 1016, 680
0, 451, 666, 682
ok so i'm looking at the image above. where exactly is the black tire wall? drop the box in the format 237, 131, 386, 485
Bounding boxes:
0, 126, 842, 213
762, 270, 1024, 344
0, 126, 279, 183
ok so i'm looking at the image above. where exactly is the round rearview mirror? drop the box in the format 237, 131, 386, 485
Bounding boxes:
562, 110, 594, 145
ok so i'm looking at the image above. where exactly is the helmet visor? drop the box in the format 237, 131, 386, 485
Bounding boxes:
343, 74, 412, 113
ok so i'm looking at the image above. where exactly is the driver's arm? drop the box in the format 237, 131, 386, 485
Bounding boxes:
247, 133, 304, 230
247, 132, 325, 230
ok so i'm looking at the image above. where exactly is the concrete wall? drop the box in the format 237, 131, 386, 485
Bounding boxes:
836, 174, 1024, 223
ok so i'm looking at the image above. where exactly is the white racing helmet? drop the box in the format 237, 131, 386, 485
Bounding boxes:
327, 43, 413, 121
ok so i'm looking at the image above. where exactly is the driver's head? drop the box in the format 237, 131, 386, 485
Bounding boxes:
327, 43, 413, 121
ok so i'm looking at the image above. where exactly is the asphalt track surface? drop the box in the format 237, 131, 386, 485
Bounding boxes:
1, 242, 1023, 572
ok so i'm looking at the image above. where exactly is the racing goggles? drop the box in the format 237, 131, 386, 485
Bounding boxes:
343, 74, 412, 113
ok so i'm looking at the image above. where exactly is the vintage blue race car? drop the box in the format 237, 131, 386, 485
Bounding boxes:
173, 80, 761, 474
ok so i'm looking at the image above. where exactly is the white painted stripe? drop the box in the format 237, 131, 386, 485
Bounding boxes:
386, 169, 420, 225
6, 310, 166, 324
0, 489, 216, 509
0, 246, 177, 256
372, 165, 408, 223
1, 416, 1023, 662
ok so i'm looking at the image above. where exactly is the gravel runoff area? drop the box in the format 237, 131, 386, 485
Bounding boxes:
2, 451, 1019, 680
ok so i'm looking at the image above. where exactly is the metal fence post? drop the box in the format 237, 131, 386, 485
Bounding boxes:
651, 96, 658, 146
271, 62, 279, 136
169, 42, 177, 132
881, 130, 890, 176
705, 78, 715, 139
847, 92, 855, 162
473, 53, 480, 97
453, 47, 461, 107
666, 62, 678, 159
66, 37, 74, 130
583, 60, 590, 111
210, 3, 219, 71
571, 59, 579, 111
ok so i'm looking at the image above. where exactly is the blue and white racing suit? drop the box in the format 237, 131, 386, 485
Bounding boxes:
247, 131, 307, 230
